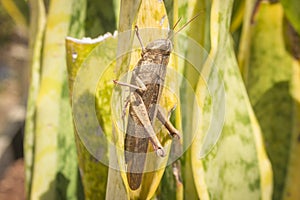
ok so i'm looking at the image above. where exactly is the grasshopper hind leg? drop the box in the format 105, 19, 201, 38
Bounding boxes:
130, 92, 166, 157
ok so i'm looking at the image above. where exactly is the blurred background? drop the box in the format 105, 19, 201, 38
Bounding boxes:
0, 4, 27, 200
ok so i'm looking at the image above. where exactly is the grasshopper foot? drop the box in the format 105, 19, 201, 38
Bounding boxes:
171, 130, 181, 140
156, 147, 166, 157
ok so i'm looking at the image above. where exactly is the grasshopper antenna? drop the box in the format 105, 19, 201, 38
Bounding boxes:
172, 17, 182, 30
135, 25, 145, 52
168, 13, 201, 40
167, 16, 182, 38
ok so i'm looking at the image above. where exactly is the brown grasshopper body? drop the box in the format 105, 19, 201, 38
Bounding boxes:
125, 38, 179, 190
115, 14, 200, 189
115, 30, 180, 190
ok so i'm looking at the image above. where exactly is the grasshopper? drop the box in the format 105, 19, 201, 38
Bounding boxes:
114, 15, 199, 190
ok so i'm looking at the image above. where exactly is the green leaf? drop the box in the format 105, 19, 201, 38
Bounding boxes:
85, 0, 117, 37
282, 16, 300, 60
176, 1, 211, 199
280, 0, 300, 34
283, 60, 300, 200
66, 33, 115, 199
237, 0, 256, 79
242, 3, 294, 200
28, 0, 85, 199
0, 0, 29, 28
230, 0, 245, 33
24, 0, 46, 198
192, 0, 273, 199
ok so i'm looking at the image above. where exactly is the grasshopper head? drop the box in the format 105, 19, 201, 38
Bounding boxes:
145, 39, 172, 54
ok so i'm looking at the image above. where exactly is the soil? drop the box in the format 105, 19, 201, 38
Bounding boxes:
0, 159, 25, 200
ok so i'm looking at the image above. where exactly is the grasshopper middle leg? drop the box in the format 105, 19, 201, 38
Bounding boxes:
156, 106, 181, 139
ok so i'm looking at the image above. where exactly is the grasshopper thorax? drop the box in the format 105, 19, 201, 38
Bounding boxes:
145, 39, 172, 54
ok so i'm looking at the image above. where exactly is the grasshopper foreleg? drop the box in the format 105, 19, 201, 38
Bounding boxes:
157, 106, 181, 139
130, 92, 166, 157
113, 72, 147, 119
113, 71, 147, 91
113, 80, 145, 91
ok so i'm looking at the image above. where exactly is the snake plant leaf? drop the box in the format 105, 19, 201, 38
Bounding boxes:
282, 17, 300, 61
113, 0, 120, 28
24, 0, 46, 198
115, 0, 142, 77
283, 60, 300, 200
29, 0, 85, 199
230, 0, 245, 33
56, 2, 86, 199
242, 3, 294, 200
282, 15, 300, 200
280, 0, 300, 35
66, 33, 116, 199
192, 0, 273, 199
237, 0, 256, 79
0, 0, 29, 28
176, 1, 211, 199
85, 0, 116, 37
230, 3, 245, 64
241, 4, 298, 199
